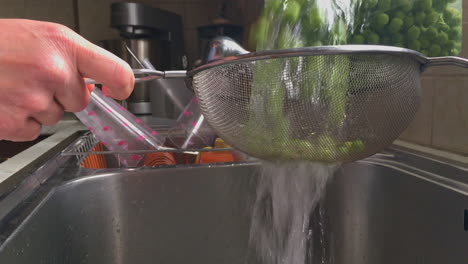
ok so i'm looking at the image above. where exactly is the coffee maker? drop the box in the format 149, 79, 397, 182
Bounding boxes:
101, 2, 192, 124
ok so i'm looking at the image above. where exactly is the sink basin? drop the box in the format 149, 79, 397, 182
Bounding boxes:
1, 150, 468, 263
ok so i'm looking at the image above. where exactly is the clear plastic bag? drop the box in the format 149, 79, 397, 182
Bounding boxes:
75, 88, 166, 167
167, 97, 217, 149
249, 0, 462, 56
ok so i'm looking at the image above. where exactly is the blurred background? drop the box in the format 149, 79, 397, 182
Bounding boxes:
0, 0, 261, 65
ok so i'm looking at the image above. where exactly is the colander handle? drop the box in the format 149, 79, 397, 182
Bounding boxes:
425, 56, 468, 69
164, 71, 188, 78
85, 69, 187, 85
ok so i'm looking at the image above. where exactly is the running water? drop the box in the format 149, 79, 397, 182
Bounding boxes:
248, 162, 338, 264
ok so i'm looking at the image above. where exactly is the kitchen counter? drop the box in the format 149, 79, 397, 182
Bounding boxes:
393, 139, 468, 167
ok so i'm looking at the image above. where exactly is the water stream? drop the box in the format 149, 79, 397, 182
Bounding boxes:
248, 162, 338, 264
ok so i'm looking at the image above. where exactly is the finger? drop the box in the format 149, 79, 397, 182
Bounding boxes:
75, 39, 134, 100
7, 118, 42, 142
54, 76, 90, 112
102, 86, 112, 97
31, 99, 64, 126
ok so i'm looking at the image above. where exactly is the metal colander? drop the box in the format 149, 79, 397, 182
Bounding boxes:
87, 44, 468, 163
191, 54, 421, 163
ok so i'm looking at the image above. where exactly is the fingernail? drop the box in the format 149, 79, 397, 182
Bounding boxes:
86, 84, 95, 92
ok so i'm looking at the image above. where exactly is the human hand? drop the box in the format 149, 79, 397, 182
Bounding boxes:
0, 19, 135, 141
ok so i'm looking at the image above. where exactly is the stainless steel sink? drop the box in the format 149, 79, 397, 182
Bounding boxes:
325, 157, 468, 263
1, 148, 468, 263
0, 165, 257, 264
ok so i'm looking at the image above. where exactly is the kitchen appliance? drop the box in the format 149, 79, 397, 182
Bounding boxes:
101, 2, 191, 120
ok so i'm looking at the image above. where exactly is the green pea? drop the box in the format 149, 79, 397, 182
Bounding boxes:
373, 13, 390, 30
308, 4, 325, 30
265, 0, 282, 14
283, 1, 301, 24
436, 32, 449, 45
388, 18, 404, 33
408, 40, 422, 51
367, 33, 380, 44
351, 34, 366, 44
414, 0, 432, 11
407, 26, 421, 40
404, 16, 414, 29
424, 10, 440, 27
414, 11, 426, 25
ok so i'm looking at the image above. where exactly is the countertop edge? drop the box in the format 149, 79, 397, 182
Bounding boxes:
0, 121, 85, 185
393, 140, 468, 166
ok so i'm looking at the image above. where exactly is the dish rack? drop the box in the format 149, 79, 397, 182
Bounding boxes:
61, 132, 251, 169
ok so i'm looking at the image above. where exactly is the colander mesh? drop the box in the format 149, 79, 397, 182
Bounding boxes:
193, 54, 421, 163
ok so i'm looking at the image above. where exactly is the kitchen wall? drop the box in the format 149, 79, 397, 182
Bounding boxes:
1, 0, 467, 155
399, 2, 468, 155
0, 0, 76, 28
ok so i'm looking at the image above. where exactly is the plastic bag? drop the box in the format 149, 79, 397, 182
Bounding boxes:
249, 0, 462, 56
167, 97, 217, 149
75, 88, 166, 167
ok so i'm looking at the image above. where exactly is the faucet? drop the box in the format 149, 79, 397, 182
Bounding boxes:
204, 36, 249, 63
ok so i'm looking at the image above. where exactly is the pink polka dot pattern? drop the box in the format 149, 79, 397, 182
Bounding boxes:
184, 111, 191, 117
77, 88, 168, 168
117, 141, 128, 146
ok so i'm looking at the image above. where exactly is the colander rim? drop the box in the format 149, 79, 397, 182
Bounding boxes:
188, 45, 428, 76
